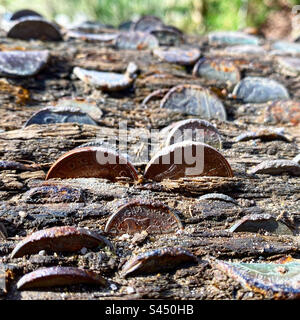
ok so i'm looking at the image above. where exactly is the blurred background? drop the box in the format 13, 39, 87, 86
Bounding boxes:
0, 0, 299, 38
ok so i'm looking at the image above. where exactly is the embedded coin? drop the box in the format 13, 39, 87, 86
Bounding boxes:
115, 31, 159, 50
208, 31, 260, 46
153, 47, 201, 66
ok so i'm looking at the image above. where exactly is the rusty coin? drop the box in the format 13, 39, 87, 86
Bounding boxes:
160, 84, 227, 120
17, 266, 107, 290
164, 118, 222, 150
11, 226, 113, 258
115, 31, 159, 50
144, 141, 233, 181
264, 100, 300, 126
46, 146, 139, 181
105, 199, 183, 235
153, 47, 201, 66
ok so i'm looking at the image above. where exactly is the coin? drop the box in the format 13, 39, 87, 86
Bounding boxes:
208, 31, 260, 46
115, 31, 159, 50
131, 15, 164, 33
248, 159, 300, 176
264, 100, 300, 126
10, 9, 43, 21
153, 47, 201, 66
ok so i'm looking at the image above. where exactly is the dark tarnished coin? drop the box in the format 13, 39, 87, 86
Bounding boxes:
54, 98, 103, 122
121, 247, 198, 277
17, 266, 107, 290
164, 119, 222, 150
46, 146, 139, 181
0, 50, 49, 77
10, 9, 43, 21
235, 128, 291, 142
11, 226, 113, 258
208, 31, 260, 46
73, 62, 137, 91
214, 260, 300, 298
248, 160, 300, 176
115, 31, 159, 50
277, 56, 300, 76
67, 30, 118, 43
24, 106, 98, 127
150, 27, 184, 46
7, 17, 62, 41
199, 193, 237, 205
264, 100, 300, 126
293, 154, 300, 164
131, 15, 164, 33
193, 57, 240, 85
160, 84, 227, 120
271, 41, 300, 55
153, 47, 201, 66
144, 141, 234, 181
105, 199, 183, 235
229, 213, 293, 235
233, 77, 290, 103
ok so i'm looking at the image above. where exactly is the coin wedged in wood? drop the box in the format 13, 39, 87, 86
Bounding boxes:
164, 118, 222, 150
11, 226, 113, 258
115, 31, 159, 50
211, 45, 266, 56
67, 30, 118, 43
142, 88, 169, 107
235, 128, 290, 142
46, 146, 139, 181
105, 199, 183, 235
229, 213, 294, 235
264, 100, 300, 126
208, 31, 260, 46
192, 57, 240, 85
248, 160, 300, 176
0, 50, 49, 77
131, 15, 164, 33
277, 56, 300, 76
150, 27, 184, 46
199, 193, 237, 205
144, 141, 233, 181
7, 17, 62, 41
10, 9, 43, 21
121, 247, 198, 277
214, 260, 300, 298
73, 62, 138, 91
17, 266, 107, 290
54, 98, 103, 122
160, 84, 227, 120
233, 77, 290, 103
153, 47, 201, 66
271, 41, 300, 55
24, 106, 98, 127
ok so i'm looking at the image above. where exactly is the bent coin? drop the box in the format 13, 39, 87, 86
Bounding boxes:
153, 47, 201, 66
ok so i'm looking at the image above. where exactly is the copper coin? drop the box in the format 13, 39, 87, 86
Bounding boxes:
121, 247, 198, 277
10, 9, 43, 21
115, 31, 159, 50
164, 118, 222, 150
46, 146, 139, 181
131, 15, 164, 33
11, 226, 113, 258
0, 50, 49, 77
153, 47, 201, 66
17, 266, 107, 290
105, 199, 183, 235
7, 17, 62, 41
160, 84, 227, 120
144, 141, 233, 181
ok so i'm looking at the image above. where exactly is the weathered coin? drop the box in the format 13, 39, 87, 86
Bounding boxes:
193, 57, 240, 85
264, 100, 300, 126
208, 31, 260, 46
115, 31, 159, 50
67, 30, 118, 43
10, 9, 43, 21
7, 17, 62, 41
211, 44, 266, 56
144, 141, 233, 181
164, 119, 222, 149
160, 84, 227, 121
105, 199, 183, 235
233, 77, 289, 103
277, 56, 300, 76
153, 47, 201, 66
150, 27, 184, 46
17, 266, 107, 290
46, 146, 139, 181
11, 226, 113, 258
248, 159, 300, 176
24, 106, 98, 127
131, 15, 164, 33
199, 193, 237, 204
0, 50, 49, 77
235, 128, 290, 142
271, 41, 300, 55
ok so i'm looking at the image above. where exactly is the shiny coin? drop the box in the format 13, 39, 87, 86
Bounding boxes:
233, 77, 289, 103
193, 57, 240, 85
11, 226, 113, 258
115, 31, 159, 50
24, 106, 98, 127
164, 119, 222, 149
46, 146, 139, 181
105, 199, 183, 235
153, 47, 201, 66
160, 84, 227, 120
144, 141, 233, 181
248, 160, 300, 176
7, 17, 62, 41
17, 266, 107, 290
121, 247, 198, 277
208, 31, 260, 46
0, 50, 49, 77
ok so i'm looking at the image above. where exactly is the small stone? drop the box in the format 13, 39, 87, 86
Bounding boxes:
80, 247, 88, 255
19, 211, 27, 218
38, 250, 46, 256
